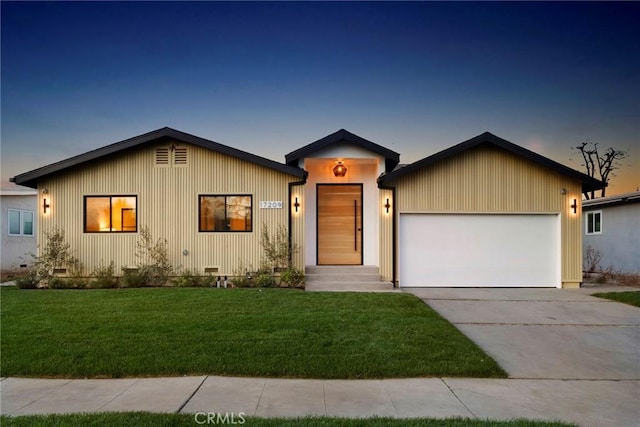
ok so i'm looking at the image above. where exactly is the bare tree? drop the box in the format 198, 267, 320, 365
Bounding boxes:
573, 141, 628, 199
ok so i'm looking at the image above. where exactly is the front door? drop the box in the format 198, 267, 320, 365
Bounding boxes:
317, 184, 363, 265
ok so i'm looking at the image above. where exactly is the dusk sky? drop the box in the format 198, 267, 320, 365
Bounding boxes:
2, 1, 638, 194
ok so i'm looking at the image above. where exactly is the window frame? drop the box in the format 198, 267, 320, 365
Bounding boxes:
83, 195, 138, 233
7, 209, 35, 237
198, 194, 253, 233
585, 210, 603, 235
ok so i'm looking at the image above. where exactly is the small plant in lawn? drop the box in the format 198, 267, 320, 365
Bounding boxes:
135, 226, 175, 286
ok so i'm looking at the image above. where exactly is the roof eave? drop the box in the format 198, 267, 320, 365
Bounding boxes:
11, 127, 306, 187
378, 132, 608, 191
285, 129, 400, 171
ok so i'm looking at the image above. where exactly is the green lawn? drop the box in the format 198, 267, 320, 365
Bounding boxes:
592, 290, 640, 307
0, 287, 506, 379
0, 414, 576, 427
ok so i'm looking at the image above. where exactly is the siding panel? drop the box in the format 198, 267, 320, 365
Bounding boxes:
38, 142, 302, 277
392, 146, 583, 286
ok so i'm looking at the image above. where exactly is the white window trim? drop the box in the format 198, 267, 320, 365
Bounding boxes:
585, 210, 603, 235
8, 209, 35, 237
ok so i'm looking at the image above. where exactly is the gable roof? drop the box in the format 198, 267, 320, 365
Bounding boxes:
11, 127, 307, 188
377, 131, 606, 193
582, 190, 640, 210
285, 129, 400, 173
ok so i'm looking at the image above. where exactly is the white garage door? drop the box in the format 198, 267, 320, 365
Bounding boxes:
399, 214, 560, 287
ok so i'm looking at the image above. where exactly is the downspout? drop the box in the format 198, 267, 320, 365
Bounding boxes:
378, 177, 397, 288
288, 174, 308, 267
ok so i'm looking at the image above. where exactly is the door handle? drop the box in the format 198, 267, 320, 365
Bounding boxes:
354, 200, 358, 251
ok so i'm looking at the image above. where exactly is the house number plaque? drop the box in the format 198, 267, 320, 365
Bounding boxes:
259, 201, 283, 209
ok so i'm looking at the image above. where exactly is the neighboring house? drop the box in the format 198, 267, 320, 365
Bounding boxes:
11, 127, 604, 288
582, 191, 640, 274
1, 189, 37, 277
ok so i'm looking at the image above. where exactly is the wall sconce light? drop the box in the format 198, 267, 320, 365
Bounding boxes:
333, 161, 347, 177
571, 198, 577, 214
43, 198, 50, 214
384, 198, 391, 214
294, 197, 300, 212
41, 188, 48, 194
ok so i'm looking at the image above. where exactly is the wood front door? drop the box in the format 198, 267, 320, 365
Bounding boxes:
317, 184, 363, 265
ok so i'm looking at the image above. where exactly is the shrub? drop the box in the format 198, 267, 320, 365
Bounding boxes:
260, 224, 298, 271
91, 262, 119, 289
135, 227, 175, 286
584, 245, 602, 274
27, 227, 83, 288
231, 260, 254, 287
15, 275, 38, 289
173, 269, 212, 288
280, 267, 305, 288
121, 268, 149, 288
255, 273, 276, 288
48, 277, 88, 289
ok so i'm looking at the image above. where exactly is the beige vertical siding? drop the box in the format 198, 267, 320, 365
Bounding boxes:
38, 141, 304, 277
390, 145, 583, 287
379, 188, 394, 282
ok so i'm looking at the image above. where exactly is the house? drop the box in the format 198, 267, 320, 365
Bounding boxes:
11, 127, 604, 288
1, 189, 37, 278
582, 191, 640, 274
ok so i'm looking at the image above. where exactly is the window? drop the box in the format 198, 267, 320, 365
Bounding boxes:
8, 209, 34, 236
84, 196, 137, 233
199, 195, 252, 232
586, 211, 602, 235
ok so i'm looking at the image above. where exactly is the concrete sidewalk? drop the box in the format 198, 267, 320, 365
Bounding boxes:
2, 375, 638, 426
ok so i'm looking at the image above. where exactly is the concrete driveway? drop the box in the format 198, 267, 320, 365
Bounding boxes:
406, 288, 640, 380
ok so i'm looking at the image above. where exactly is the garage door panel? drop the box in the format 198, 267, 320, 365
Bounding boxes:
399, 214, 559, 287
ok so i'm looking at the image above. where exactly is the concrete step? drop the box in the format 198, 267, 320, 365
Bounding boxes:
304, 265, 393, 292
306, 273, 382, 282
305, 265, 379, 275
305, 281, 395, 292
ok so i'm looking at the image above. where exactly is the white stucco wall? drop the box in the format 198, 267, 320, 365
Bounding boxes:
1, 191, 37, 273
583, 203, 640, 274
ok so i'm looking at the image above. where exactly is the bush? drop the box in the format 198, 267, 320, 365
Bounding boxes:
20, 227, 83, 289
260, 224, 296, 271
15, 275, 38, 289
48, 277, 88, 289
255, 273, 276, 288
135, 227, 174, 286
121, 269, 149, 288
280, 267, 305, 288
231, 260, 254, 287
173, 269, 213, 288
91, 262, 119, 289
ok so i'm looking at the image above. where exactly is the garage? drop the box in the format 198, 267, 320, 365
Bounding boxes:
399, 213, 560, 287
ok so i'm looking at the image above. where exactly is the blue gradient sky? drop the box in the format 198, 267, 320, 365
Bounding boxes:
2, 1, 638, 194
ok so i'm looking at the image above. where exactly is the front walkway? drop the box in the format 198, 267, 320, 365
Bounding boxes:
2, 375, 638, 426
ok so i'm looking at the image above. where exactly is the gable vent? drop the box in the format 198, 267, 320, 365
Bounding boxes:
155, 148, 170, 165
174, 147, 188, 165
